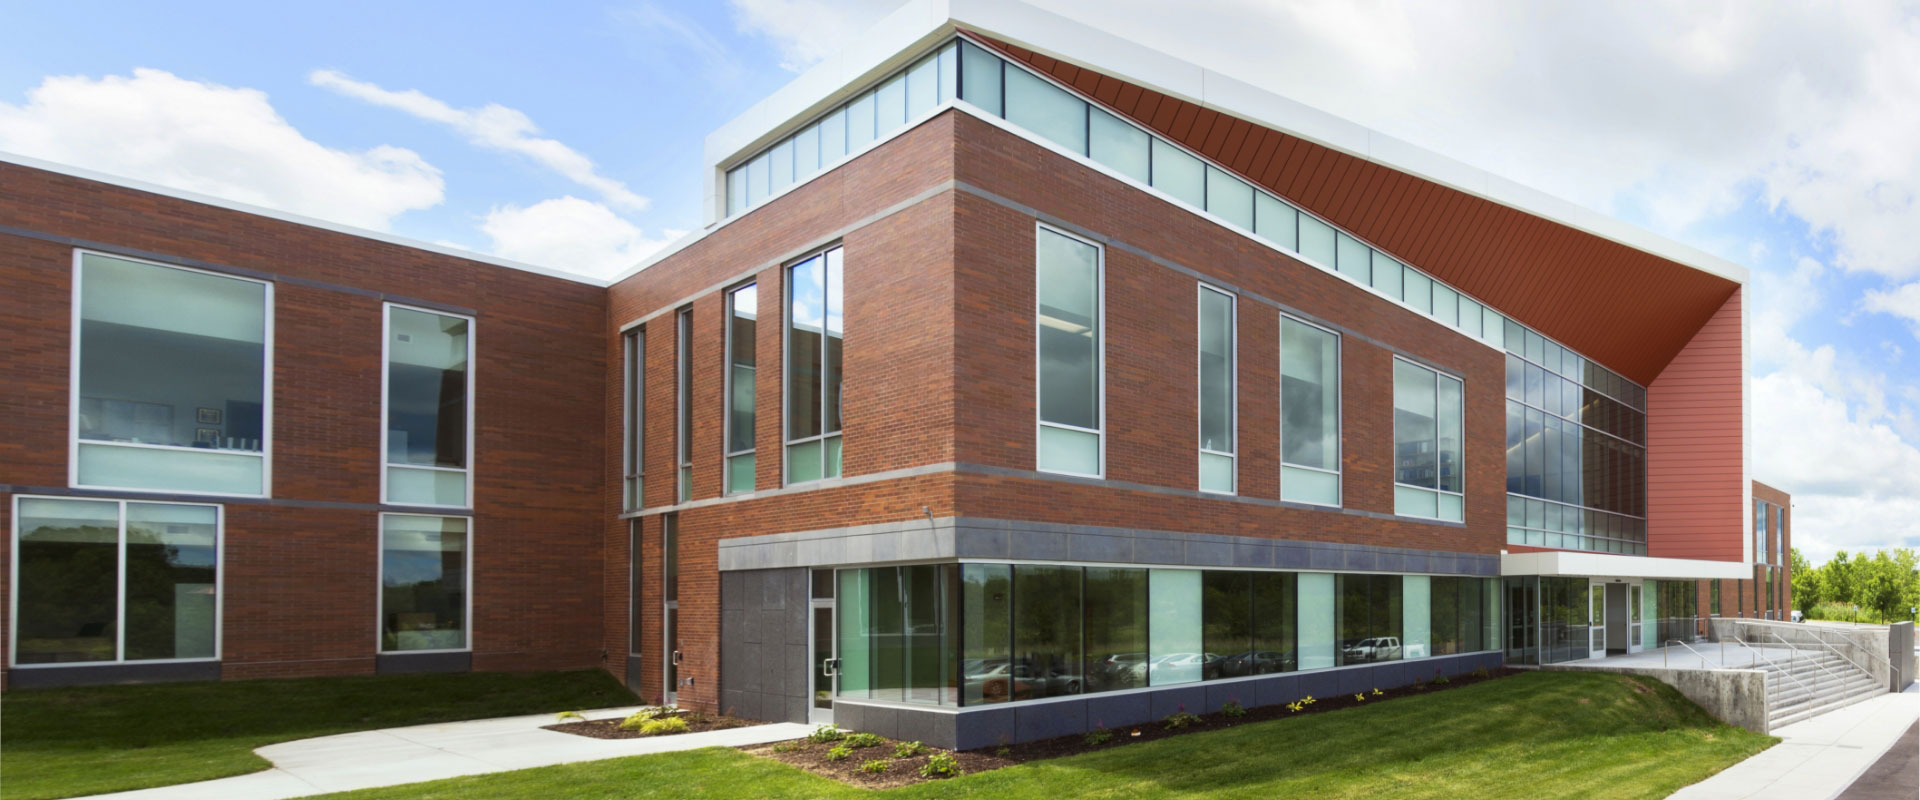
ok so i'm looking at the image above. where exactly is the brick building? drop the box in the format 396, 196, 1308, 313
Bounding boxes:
2, 0, 1785, 748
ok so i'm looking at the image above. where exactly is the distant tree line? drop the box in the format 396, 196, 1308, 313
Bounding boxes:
1791, 547, 1920, 624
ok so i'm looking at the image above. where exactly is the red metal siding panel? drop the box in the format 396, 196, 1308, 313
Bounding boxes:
1646, 290, 1745, 561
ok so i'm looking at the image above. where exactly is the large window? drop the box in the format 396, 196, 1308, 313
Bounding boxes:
623, 329, 643, 510
843, 564, 955, 705
629, 521, 642, 657
1335, 573, 1403, 665
1393, 358, 1463, 522
725, 284, 757, 494
1036, 226, 1103, 477
1280, 317, 1340, 505
1198, 286, 1236, 493
74, 252, 270, 496
379, 514, 469, 653
676, 308, 693, 502
785, 247, 844, 483
384, 305, 472, 508
11, 497, 220, 666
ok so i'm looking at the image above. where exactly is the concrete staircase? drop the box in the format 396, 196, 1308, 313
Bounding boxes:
1761, 648, 1882, 729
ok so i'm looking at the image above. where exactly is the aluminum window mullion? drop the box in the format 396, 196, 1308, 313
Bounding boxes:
115, 499, 127, 663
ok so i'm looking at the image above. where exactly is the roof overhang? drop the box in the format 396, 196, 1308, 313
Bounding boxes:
1503, 551, 1751, 581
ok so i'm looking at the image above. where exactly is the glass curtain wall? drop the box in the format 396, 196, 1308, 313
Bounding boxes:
1280, 318, 1340, 505
786, 248, 844, 483
1036, 227, 1103, 476
840, 565, 958, 705
1197, 286, 1235, 493
1504, 343, 1647, 554
76, 254, 268, 495
379, 515, 469, 652
725, 284, 757, 493
1393, 359, 1464, 521
1502, 576, 1592, 665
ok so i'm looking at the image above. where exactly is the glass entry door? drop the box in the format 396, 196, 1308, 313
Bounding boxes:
1588, 583, 1606, 658
809, 569, 837, 725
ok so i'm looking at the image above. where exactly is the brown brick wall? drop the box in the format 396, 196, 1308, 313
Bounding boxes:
0, 160, 608, 684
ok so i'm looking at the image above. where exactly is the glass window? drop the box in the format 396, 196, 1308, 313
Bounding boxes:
838, 565, 953, 705
676, 308, 693, 502
726, 167, 746, 216
1459, 297, 1484, 338
1012, 565, 1082, 700
1148, 569, 1202, 685
960, 564, 1011, 705
1036, 227, 1102, 476
1205, 167, 1253, 229
768, 138, 794, 195
1151, 138, 1205, 209
1402, 267, 1432, 314
1198, 286, 1235, 493
1395, 359, 1463, 521
75, 253, 269, 496
938, 41, 958, 102
905, 52, 939, 119
380, 514, 469, 653
786, 248, 845, 483
1298, 572, 1335, 669
1202, 571, 1250, 681
1254, 193, 1297, 251
875, 73, 907, 136
623, 329, 644, 509
1336, 573, 1402, 665
1298, 214, 1335, 267
846, 90, 877, 151
1483, 308, 1505, 349
385, 306, 471, 508
1402, 575, 1431, 659
1432, 284, 1459, 327
13, 498, 220, 665
629, 521, 642, 655
1372, 251, 1404, 299
959, 40, 1003, 115
1335, 234, 1371, 285
794, 123, 820, 180
1089, 108, 1149, 184
726, 285, 757, 494
1004, 67, 1086, 155
1084, 568, 1148, 693
819, 107, 848, 164
1281, 317, 1340, 505
1250, 572, 1297, 675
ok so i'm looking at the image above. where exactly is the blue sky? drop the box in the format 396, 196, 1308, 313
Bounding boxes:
4, 0, 1917, 563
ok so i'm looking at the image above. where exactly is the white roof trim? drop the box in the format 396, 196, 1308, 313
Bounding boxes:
0, 151, 608, 287
702, 0, 1748, 285
1503, 550, 1752, 581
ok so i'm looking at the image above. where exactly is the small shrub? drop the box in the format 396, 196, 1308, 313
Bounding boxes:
996, 746, 1012, 757
1162, 711, 1203, 730
771, 741, 800, 753
1085, 726, 1113, 746
807, 724, 846, 743
844, 732, 885, 749
617, 705, 677, 730
637, 717, 689, 736
919, 751, 962, 779
1220, 698, 1247, 718
1303, 695, 1316, 705
1371, 688, 1384, 696
893, 740, 928, 758
555, 711, 585, 722
826, 744, 853, 761
860, 759, 889, 774
1473, 666, 1491, 680
1286, 701, 1303, 712
1353, 693, 1365, 702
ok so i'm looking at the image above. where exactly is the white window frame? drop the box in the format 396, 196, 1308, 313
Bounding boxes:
376, 512, 474, 655
1196, 283, 1236, 495
1278, 314, 1343, 507
781, 245, 846, 487
379, 302, 476, 510
622, 327, 644, 510
8, 494, 225, 668
69, 249, 275, 499
724, 281, 758, 495
1392, 355, 1466, 521
1034, 222, 1106, 480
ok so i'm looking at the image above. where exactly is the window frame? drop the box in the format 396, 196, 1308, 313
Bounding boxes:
1033, 222, 1107, 480
379, 302, 477, 510
628, 519, 643, 657
69, 249, 276, 499
9, 494, 226, 668
375, 511, 474, 655
1278, 314, 1343, 507
781, 245, 846, 486
675, 307, 693, 503
1196, 283, 1237, 494
1391, 355, 1465, 521
622, 326, 644, 510
724, 281, 758, 495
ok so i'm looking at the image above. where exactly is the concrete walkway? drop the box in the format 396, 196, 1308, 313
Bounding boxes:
1668, 683, 1920, 800
84, 708, 812, 800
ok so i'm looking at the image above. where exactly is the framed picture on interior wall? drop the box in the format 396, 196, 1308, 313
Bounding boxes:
196, 407, 223, 424
195, 428, 221, 445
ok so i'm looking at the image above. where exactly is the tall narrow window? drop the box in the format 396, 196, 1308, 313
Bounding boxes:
663, 515, 680, 701
629, 521, 642, 660
623, 329, 644, 510
725, 284, 757, 494
676, 308, 693, 502
379, 514, 469, 653
1198, 285, 1236, 493
1394, 358, 1465, 521
74, 252, 270, 496
1280, 317, 1341, 505
11, 497, 221, 666
785, 247, 844, 483
384, 305, 472, 508
1036, 226, 1103, 476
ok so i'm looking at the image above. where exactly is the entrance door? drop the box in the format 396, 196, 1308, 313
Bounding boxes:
1605, 583, 1629, 655
1589, 583, 1606, 659
664, 601, 679, 705
808, 569, 837, 725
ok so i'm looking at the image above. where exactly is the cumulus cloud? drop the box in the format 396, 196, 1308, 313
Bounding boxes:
1861, 281, 1920, 338
309, 69, 648, 212
480, 196, 682, 277
0, 68, 443, 230
727, 0, 907, 71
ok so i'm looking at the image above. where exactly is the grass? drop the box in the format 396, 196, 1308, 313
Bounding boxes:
0, 669, 635, 800
311, 671, 1775, 800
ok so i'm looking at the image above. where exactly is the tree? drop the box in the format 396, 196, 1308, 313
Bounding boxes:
1823, 551, 1856, 608
1790, 548, 1821, 613
1854, 550, 1920, 623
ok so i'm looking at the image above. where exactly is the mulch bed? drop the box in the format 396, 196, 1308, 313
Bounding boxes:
744, 667, 1518, 788
543, 712, 756, 739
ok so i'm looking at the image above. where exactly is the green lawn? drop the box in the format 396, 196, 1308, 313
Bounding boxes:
314, 671, 1775, 800
0, 669, 635, 800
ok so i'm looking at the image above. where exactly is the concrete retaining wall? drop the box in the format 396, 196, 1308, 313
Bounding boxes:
1542, 662, 1770, 734
1714, 619, 1895, 691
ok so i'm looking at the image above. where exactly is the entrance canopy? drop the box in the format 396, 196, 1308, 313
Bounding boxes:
1502, 550, 1749, 581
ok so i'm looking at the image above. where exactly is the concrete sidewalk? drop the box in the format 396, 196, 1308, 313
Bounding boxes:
1669, 683, 1920, 800
83, 708, 812, 800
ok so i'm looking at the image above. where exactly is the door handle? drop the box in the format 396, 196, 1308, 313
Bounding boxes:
821, 657, 838, 677
671, 650, 683, 666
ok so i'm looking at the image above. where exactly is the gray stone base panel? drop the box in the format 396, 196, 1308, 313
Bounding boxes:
832, 651, 1503, 750
374, 652, 471, 675
6, 660, 222, 688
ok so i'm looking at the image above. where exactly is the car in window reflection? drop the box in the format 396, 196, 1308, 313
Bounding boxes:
1341, 637, 1401, 662
1218, 649, 1294, 676
1142, 652, 1224, 682
963, 660, 1082, 701
1090, 652, 1149, 688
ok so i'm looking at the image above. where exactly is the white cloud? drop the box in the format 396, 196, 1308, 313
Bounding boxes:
1753, 366, 1920, 561
0, 68, 443, 230
309, 69, 648, 212
480, 196, 681, 277
1861, 280, 1920, 339
727, 0, 906, 71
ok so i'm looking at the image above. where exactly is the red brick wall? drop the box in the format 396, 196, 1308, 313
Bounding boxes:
0, 161, 608, 684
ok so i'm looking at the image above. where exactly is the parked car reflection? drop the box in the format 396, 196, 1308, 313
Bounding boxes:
963, 659, 1082, 701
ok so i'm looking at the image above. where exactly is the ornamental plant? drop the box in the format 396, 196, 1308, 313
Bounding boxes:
555, 711, 585, 722
637, 717, 689, 736
860, 759, 889, 774
1221, 698, 1247, 718
826, 744, 853, 761
807, 724, 847, 743
845, 732, 885, 749
893, 740, 928, 758
1162, 711, 1203, 730
1372, 688, 1384, 696
920, 751, 962, 778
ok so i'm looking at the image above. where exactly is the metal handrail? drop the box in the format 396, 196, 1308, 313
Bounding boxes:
1764, 633, 1858, 692
1663, 639, 1712, 670
1734, 619, 1893, 676
1769, 632, 1884, 688
1730, 636, 1822, 704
